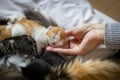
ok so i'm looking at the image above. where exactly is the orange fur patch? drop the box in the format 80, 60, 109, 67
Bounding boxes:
47, 58, 120, 80
16, 18, 42, 36
0, 18, 43, 41
66, 59, 120, 80
0, 26, 11, 41
46, 26, 66, 41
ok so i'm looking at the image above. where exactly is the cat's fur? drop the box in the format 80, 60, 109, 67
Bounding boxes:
0, 35, 39, 58
0, 36, 120, 80
0, 35, 38, 80
0, 13, 66, 53
0, 13, 120, 80
45, 57, 120, 80
0, 35, 66, 80
22, 51, 66, 80
0, 64, 28, 80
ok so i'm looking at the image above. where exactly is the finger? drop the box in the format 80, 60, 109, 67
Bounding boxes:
46, 46, 80, 55
66, 23, 94, 36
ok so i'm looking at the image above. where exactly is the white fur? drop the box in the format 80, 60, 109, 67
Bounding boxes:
55, 31, 61, 41
0, 55, 30, 72
11, 23, 27, 37
7, 55, 31, 67
0, 58, 6, 65
46, 30, 64, 47
7, 12, 26, 24
6, 24, 13, 29
48, 26, 52, 30
55, 31, 64, 46
33, 27, 48, 52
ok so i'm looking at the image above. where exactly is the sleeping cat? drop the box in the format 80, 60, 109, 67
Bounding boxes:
0, 35, 38, 80
0, 35, 120, 80
0, 13, 66, 53
0, 35, 66, 80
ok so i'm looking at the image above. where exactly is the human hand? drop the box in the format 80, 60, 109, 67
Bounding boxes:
46, 23, 105, 55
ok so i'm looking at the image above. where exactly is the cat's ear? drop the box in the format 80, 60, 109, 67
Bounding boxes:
47, 26, 52, 30
56, 31, 61, 40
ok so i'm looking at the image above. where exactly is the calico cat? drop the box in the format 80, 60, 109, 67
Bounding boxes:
45, 57, 120, 80
0, 13, 66, 53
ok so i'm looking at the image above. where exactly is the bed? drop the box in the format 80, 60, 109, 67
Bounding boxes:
0, 0, 119, 60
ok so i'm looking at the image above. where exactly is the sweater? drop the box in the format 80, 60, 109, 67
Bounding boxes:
105, 23, 120, 49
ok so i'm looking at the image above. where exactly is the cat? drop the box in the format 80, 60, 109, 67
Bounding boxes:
0, 52, 66, 80
0, 35, 66, 80
0, 35, 38, 80
0, 35, 39, 58
22, 51, 66, 80
0, 35, 120, 80
0, 13, 66, 53
45, 56, 120, 80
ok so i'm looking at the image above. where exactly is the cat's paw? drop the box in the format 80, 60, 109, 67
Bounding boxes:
7, 12, 26, 24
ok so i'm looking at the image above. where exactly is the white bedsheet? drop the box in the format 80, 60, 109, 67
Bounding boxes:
0, 0, 118, 60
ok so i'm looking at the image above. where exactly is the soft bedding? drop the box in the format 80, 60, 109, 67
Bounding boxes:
0, 0, 118, 60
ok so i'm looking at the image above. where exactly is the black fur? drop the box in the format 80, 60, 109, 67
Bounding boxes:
0, 64, 28, 80
0, 35, 66, 80
0, 35, 40, 58
22, 51, 66, 80
40, 51, 66, 66
22, 59, 50, 80
0, 19, 8, 25
0, 35, 39, 80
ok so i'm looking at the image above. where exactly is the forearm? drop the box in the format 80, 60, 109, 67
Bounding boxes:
105, 23, 120, 49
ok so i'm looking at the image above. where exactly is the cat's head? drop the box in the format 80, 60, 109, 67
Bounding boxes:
46, 26, 66, 47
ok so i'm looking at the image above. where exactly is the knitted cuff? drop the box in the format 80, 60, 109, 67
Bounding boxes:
105, 23, 120, 49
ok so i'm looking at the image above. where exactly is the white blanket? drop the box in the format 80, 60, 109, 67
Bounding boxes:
0, 0, 118, 60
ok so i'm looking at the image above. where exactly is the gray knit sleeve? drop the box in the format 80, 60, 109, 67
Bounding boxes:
105, 23, 120, 49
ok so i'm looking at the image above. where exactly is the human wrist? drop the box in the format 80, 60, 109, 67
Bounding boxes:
91, 23, 105, 45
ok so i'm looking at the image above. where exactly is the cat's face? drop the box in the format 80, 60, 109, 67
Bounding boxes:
46, 26, 66, 47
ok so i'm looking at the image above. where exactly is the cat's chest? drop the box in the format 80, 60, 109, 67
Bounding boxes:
11, 23, 27, 36
33, 27, 48, 49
